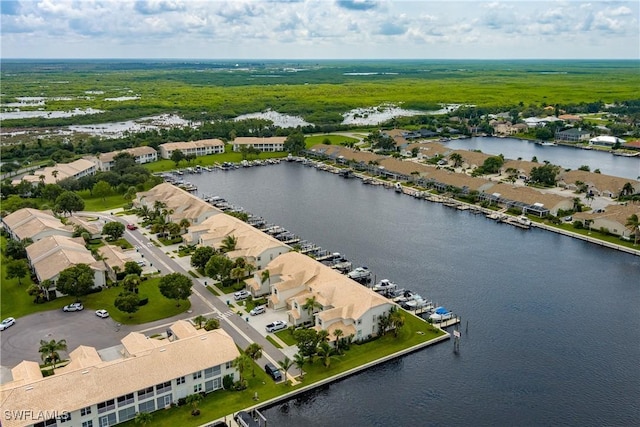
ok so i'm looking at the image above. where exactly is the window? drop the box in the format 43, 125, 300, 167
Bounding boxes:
225, 361, 233, 369
192, 371, 202, 380
176, 376, 185, 385
118, 406, 136, 423
98, 413, 116, 427
205, 377, 222, 392
204, 365, 220, 378
59, 413, 71, 423
82, 421, 93, 427
357, 319, 362, 325
34, 420, 57, 427
117, 393, 134, 407
156, 381, 172, 394
80, 407, 92, 416
157, 394, 172, 409
138, 400, 155, 413
97, 399, 115, 414
194, 384, 202, 393
137, 386, 154, 400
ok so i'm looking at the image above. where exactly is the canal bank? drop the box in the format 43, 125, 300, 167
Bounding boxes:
201, 322, 451, 427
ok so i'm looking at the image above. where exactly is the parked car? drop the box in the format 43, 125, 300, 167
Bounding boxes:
0, 317, 16, 331
264, 363, 283, 382
265, 320, 287, 333
95, 309, 110, 318
249, 305, 266, 316
234, 290, 250, 301
126, 224, 138, 230
136, 260, 146, 267
63, 303, 84, 312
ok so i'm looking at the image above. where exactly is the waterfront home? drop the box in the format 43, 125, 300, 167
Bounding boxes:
557, 171, 638, 198
266, 252, 394, 342
25, 235, 106, 296
11, 158, 97, 186
558, 114, 583, 124
1, 208, 74, 242
231, 136, 287, 152
0, 322, 240, 427
158, 139, 224, 159
588, 135, 626, 147
475, 183, 572, 216
94, 146, 158, 171
401, 141, 450, 160
185, 214, 290, 273
134, 183, 222, 225
555, 128, 591, 143
573, 204, 640, 239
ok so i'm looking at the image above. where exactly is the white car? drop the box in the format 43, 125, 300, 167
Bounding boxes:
95, 309, 110, 318
63, 303, 84, 312
249, 306, 266, 316
234, 290, 250, 301
0, 317, 16, 331
265, 320, 287, 333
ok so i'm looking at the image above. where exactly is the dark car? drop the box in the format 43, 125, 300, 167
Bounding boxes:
264, 363, 283, 382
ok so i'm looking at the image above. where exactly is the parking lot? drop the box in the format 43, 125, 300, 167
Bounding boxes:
219, 295, 290, 339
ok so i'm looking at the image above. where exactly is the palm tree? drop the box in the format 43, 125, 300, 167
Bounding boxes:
301, 296, 322, 321
261, 269, 270, 287
245, 343, 263, 377
39, 339, 67, 370
333, 328, 344, 354
625, 214, 639, 245
112, 265, 121, 285
316, 341, 335, 368
220, 235, 238, 253
449, 153, 463, 168
317, 329, 329, 343
151, 215, 170, 237
389, 308, 406, 338
293, 352, 306, 379
179, 218, 191, 233
185, 393, 203, 416
230, 266, 246, 286
233, 353, 252, 384
134, 412, 153, 426
193, 315, 207, 329
51, 170, 59, 180
153, 200, 167, 218
621, 182, 635, 198
122, 274, 141, 293
279, 356, 293, 381
138, 205, 152, 221
204, 318, 220, 331
167, 222, 181, 238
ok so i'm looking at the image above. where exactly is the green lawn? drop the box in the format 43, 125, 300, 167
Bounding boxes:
0, 240, 190, 323
305, 134, 358, 147
119, 311, 444, 427
274, 328, 298, 346
143, 151, 287, 173
78, 190, 129, 212
83, 277, 191, 324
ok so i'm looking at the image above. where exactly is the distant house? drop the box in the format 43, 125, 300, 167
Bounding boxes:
589, 135, 625, 147
95, 146, 158, 171
266, 252, 394, 342
12, 158, 97, 186
158, 139, 224, 159
25, 235, 106, 295
231, 136, 287, 152
558, 114, 583, 123
555, 128, 591, 142
1, 208, 74, 242
573, 204, 640, 239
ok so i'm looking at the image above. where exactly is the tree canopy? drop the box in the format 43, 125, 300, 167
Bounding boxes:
283, 132, 306, 154
114, 291, 140, 317
529, 163, 561, 187
102, 221, 125, 240
55, 191, 85, 216
56, 263, 95, 300
191, 246, 215, 270
158, 272, 193, 306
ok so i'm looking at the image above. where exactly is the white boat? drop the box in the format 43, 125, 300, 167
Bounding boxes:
429, 306, 453, 322
403, 296, 432, 310
347, 267, 371, 281
394, 182, 403, 193
373, 279, 397, 292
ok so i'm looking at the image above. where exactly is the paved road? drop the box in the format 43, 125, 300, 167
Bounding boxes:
1, 211, 289, 381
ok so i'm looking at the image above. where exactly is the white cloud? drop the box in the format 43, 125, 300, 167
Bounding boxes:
0, 0, 638, 59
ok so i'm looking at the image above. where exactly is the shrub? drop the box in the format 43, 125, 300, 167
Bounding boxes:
572, 221, 584, 229
138, 297, 149, 306
222, 374, 234, 390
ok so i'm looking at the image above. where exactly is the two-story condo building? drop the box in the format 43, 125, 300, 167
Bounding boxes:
95, 146, 158, 171
184, 214, 290, 277
158, 139, 224, 159
1, 209, 74, 242
12, 159, 97, 186
134, 183, 222, 226
0, 321, 240, 427
231, 137, 287, 153
264, 252, 394, 343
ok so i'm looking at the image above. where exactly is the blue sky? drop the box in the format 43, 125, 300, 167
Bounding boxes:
1, 0, 638, 59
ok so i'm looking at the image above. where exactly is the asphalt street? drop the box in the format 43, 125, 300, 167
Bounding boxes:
1, 211, 289, 382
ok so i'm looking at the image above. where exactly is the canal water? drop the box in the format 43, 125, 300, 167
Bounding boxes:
187, 163, 640, 427
442, 137, 640, 180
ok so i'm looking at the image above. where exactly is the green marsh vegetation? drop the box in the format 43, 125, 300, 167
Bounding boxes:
2, 59, 638, 129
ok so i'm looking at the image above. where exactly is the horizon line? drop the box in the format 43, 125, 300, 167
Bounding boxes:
2, 57, 639, 61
